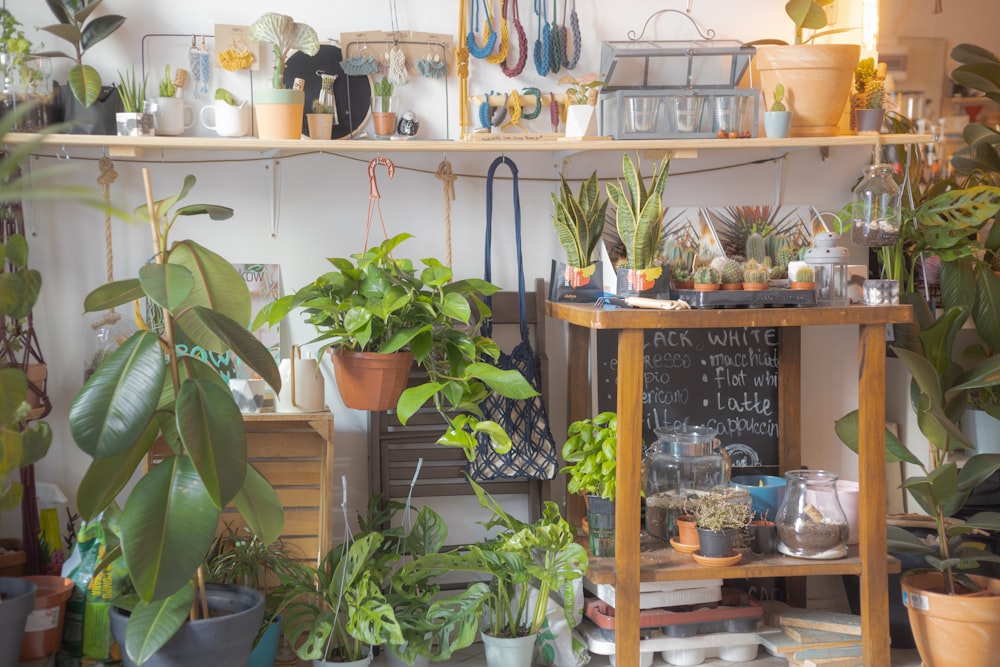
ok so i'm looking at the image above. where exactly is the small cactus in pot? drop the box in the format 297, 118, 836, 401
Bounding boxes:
693, 266, 721, 291
746, 232, 767, 264
719, 258, 743, 289
671, 265, 693, 288
742, 259, 770, 290
791, 264, 816, 289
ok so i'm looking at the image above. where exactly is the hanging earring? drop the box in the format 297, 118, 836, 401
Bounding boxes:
189, 35, 211, 97
417, 42, 448, 79
342, 41, 378, 76
387, 39, 408, 86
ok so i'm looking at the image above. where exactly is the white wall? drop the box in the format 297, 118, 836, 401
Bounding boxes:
3, 1, 991, 544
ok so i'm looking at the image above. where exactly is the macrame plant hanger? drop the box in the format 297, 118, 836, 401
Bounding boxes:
92, 157, 122, 340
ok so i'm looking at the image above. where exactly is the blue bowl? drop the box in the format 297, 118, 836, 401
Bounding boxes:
730, 475, 787, 522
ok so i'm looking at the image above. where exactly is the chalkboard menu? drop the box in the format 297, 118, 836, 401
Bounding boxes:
597, 327, 779, 471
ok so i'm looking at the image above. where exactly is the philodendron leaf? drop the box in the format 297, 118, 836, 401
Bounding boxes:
125, 584, 194, 665
466, 362, 538, 399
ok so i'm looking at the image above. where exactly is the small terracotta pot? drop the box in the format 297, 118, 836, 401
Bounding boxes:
673, 281, 694, 290
694, 283, 720, 292
742, 282, 768, 291
19, 576, 74, 661
789, 281, 816, 291
676, 515, 699, 547
721, 283, 742, 290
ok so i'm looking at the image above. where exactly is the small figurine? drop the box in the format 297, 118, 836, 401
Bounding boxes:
397, 110, 419, 137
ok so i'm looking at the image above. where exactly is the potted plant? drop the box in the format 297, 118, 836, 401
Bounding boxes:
115, 67, 153, 137
253, 232, 536, 459
718, 258, 743, 290
557, 73, 605, 138
762, 83, 792, 138
748, 0, 859, 137
548, 171, 608, 301
372, 76, 397, 138
68, 171, 283, 666
789, 264, 815, 290
201, 88, 250, 138
562, 412, 617, 556
671, 265, 693, 290
206, 525, 301, 667
853, 57, 886, 133
741, 259, 770, 291
307, 98, 336, 141
693, 489, 752, 558
154, 65, 192, 137
247, 12, 320, 139
606, 154, 670, 295
693, 266, 720, 292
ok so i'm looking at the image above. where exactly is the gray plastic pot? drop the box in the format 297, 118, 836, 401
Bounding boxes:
110, 584, 264, 667
0, 577, 37, 666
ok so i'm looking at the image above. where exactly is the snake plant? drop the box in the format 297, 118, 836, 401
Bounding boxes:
550, 171, 608, 269
607, 154, 670, 271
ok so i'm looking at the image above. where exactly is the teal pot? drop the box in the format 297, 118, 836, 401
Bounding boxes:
109, 584, 264, 667
696, 527, 737, 558
730, 475, 787, 522
248, 614, 282, 667
763, 110, 792, 138
586, 495, 615, 557
481, 631, 537, 667
0, 577, 36, 666
386, 644, 430, 667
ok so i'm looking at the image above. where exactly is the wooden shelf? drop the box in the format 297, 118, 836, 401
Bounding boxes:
547, 301, 914, 667
7, 131, 933, 158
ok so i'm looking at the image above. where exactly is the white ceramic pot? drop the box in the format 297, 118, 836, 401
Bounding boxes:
155, 96, 194, 136
312, 649, 372, 667
481, 631, 537, 667
115, 112, 154, 137
763, 110, 792, 138
201, 99, 250, 137
564, 104, 597, 138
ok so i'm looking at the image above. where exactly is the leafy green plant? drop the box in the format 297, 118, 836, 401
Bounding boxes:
38, 0, 126, 107
550, 171, 608, 269
374, 76, 395, 112
247, 12, 320, 90
311, 98, 336, 114
252, 233, 536, 462
606, 154, 669, 271
694, 490, 752, 532
785, 0, 853, 45
68, 172, 283, 664
158, 65, 175, 98
769, 83, 787, 112
1, 9, 41, 94
214, 88, 237, 106
561, 412, 617, 501
116, 67, 148, 113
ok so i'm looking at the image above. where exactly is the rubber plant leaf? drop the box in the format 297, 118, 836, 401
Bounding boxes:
232, 463, 284, 546
76, 414, 162, 521
83, 278, 143, 312
188, 307, 281, 392
175, 378, 247, 509
44, 0, 74, 24
952, 43, 1000, 66
833, 410, 921, 465
120, 454, 219, 602
125, 583, 194, 665
79, 14, 126, 52
69, 330, 164, 459
139, 263, 194, 312
68, 63, 102, 107
133, 174, 197, 222
38, 24, 80, 47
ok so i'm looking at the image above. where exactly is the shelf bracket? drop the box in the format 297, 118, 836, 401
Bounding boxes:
267, 158, 280, 238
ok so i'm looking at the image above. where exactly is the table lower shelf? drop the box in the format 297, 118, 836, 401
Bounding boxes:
584, 536, 901, 584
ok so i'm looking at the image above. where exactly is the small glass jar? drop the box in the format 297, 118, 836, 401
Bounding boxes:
775, 470, 849, 559
644, 424, 731, 541
851, 164, 902, 247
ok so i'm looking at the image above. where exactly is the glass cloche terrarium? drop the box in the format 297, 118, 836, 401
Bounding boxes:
775, 469, 849, 559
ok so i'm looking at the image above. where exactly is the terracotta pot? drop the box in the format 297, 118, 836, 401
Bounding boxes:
694, 283, 720, 292
742, 282, 768, 291
19, 576, 74, 661
721, 283, 742, 290
330, 349, 414, 411
789, 281, 816, 291
254, 89, 305, 140
306, 113, 334, 140
901, 572, 1000, 667
673, 281, 694, 290
373, 112, 397, 138
676, 515, 699, 547
0, 542, 26, 577
753, 44, 860, 137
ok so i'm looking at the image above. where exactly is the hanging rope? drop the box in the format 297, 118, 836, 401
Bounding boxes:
485, 2, 510, 65
457, 0, 471, 136
500, 0, 528, 77
94, 157, 121, 328
548, 0, 562, 74
467, 0, 498, 59
561, 0, 581, 69
533, 0, 550, 76
434, 160, 457, 268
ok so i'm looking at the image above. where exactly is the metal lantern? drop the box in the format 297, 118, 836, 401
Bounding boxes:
804, 232, 850, 306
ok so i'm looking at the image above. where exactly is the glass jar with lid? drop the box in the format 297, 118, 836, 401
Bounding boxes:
775, 469, 849, 559
644, 424, 731, 541
851, 163, 902, 247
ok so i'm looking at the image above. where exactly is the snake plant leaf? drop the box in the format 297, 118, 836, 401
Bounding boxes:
79, 13, 125, 52
125, 581, 194, 665
188, 307, 281, 392
175, 378, 247, 508
83, 278, 143, 312
76, 414, 162, 521
67, 63, 102, 107
139, 263, 194, 312
69, 330, 165, 459
233, 464, 284, 546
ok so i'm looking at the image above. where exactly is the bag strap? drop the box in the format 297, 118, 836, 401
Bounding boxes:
484, 155, 529, 341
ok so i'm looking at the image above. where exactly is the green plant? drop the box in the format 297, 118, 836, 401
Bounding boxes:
557, 72, 606, 106
720, 258, 743, 284
607, 154, 670, 271
693, 266, 720, 284
746, 232, 767, 262
252, 233, 536, 462
550, 171, 608, 269
116, 67, 148, 113
1, 9, 41, 93
785, 0, 853, 45
158, 65, 175, 98
693, 490, 752, 532
38, 0, 125, 107
311, 98, 335, 114
68, 172, 283, 665
374, 76, 395, 112
214, 88, 237, 106
247, 12, 320, 90
854, 58, 886, 110
769, 83, 787, 112
671, 265, 692, 283
793, 265, 814, 282
742, 260, 769, 284
561, 412, 618, 501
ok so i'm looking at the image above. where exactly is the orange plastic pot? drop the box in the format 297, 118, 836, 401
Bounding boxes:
330, 349, 413, 411
19, 575, 74, 661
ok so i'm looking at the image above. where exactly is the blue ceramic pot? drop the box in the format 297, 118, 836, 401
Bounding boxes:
730, 475, 787, 522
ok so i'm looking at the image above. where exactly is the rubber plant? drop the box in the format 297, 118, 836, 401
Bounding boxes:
550, 170, 608, 285
68, 170, 283, 665
38, 0, 126, 107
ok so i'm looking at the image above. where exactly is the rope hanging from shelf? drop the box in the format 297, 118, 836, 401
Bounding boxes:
467, 0, 498, 59
533, 0, 551, 76
434, 160, 457, 268
93, 156, 122, 329
500, 0, 528, 77
560, 0, 581, 70
548, 0, 562, 74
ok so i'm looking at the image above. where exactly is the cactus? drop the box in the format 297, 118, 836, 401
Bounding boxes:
776, 245, 797, 269
767, 235, 789, 261
746, 233, 767, 264
742, 259, 769, 284
763, 256, 774, 270
770, 83, 786, 112
794, 265, 815, 283
693, 266, 720, 284
672, 265, 692, 283
720, 258, 743, 284
770, 265, 788, 279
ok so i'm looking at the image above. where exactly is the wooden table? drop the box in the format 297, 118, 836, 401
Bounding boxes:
546, 302, 914, 667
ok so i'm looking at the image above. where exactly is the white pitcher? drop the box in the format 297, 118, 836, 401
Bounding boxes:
276, 346, 325, 412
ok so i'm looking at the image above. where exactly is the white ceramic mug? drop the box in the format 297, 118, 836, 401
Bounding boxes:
200, 99, 249, 137
154, 96, 194, 136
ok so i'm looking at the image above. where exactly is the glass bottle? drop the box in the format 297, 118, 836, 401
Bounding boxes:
644, 424, 731, 541
775, 470, 849, 559
316, 72, 339, 126
851, 164, 902, 247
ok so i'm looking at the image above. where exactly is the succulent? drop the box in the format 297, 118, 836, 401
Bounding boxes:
794, 265, 815, 282
672, 266, 692, 283
746, 232, 767, 263
720, 258, 743, 284
769, 83, 786, 112
693, 266, 720, 284
770, 265, 788, 280
776, 245, 797, 269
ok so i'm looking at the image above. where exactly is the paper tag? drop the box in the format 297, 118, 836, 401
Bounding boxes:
25, 606, 61, 632
902, 590, 930, 611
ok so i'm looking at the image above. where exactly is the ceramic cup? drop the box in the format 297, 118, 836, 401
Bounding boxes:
201, 100, 250, 137
154, 97, 194, 136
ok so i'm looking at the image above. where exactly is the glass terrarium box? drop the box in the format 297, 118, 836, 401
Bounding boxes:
597, 39, 758, 140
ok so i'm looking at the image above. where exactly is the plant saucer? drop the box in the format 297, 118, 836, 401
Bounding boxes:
691, 551, 743, 567
669, 537, 700, 554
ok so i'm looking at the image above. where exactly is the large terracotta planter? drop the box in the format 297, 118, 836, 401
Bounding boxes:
753, 44, 860, 137
254, 89, 305, 140
19, 575, 74, 661
901, 572, 1000, 667
330, 349, 414, 411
